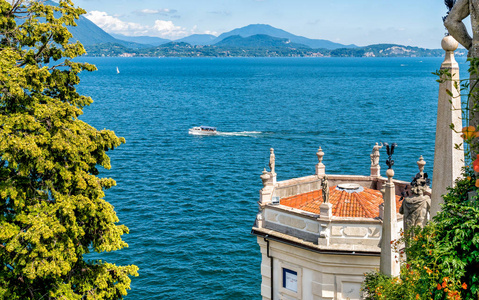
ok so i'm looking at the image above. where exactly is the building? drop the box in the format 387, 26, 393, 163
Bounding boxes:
251, 36, 464, 300
251, 146, 417, 300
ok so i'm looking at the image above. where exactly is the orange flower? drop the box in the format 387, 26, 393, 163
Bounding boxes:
448, 290, 460, 300
461, 126, 479, 139
476, 179, 479, 188
438, 283, 442, 290
442, 281, 447, 288
474, 155, 479, 172
462, 282, 467, 289
416, 294, 420, 300
467, 176, 472, 181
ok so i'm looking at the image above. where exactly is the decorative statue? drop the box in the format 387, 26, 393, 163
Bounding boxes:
322, 176, 330, 203
444, 0, 479, 57
269, 148, 275, 174
399, 172, 431, 235
444, 0, 479, 129
370, 142, 383, 167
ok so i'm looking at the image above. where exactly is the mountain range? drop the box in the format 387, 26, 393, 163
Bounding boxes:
63, 7, 357, 50
59, 6, 457, 58
211, 24, 356, 49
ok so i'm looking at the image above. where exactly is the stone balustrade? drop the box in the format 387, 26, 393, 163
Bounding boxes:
273, 174, 410, 200
261, 203, 404, 253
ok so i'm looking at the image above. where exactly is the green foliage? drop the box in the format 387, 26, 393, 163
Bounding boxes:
0, 0, 138, 298
362, 58, 479, 300
83, 41, 460, 58
363, 172, 479, 299
362, 269, 422, 300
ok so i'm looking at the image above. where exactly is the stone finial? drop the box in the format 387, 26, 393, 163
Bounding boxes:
260, 168, 271, 187
269, 148, 275, 174
417, 155, 426, 175
316, 146, 324, 164
256, 212, 264, 228
386, 168, 395, 184
441, 35, 458, 69
316, 146, 326, 176
441, 35, 459, 52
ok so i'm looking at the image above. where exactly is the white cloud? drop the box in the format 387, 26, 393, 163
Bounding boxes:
204, 31, 218, 36
137, 8, 178, 15
140, 9, 160, 14
85, 11, 148, 35
209, 10, 232, 16
153, 20, 188, 38
86, 11, 215, 39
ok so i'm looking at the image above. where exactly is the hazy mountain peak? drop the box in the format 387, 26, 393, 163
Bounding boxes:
213, 24, 356, 49
174, 34, 217, 46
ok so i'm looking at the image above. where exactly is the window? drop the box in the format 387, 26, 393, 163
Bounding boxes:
283, 268, 298, 293
279, 263, 302, 299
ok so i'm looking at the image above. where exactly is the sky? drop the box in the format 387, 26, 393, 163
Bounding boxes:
72, 0, 469, 49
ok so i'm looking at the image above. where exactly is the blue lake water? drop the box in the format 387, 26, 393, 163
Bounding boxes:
77, 56, 468, 299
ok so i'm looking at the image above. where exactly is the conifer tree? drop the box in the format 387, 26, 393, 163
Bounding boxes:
0, 0, 138, 298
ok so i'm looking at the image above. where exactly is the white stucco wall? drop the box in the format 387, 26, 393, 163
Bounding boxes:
257, 238, 380, 300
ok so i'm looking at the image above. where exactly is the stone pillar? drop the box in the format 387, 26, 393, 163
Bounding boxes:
316, 146, 325, 176
259, 169, 274, 205
370, 166, 380, 177
431, 35, 464, 217
380, 168, 400, 277
320, 202, 333, 219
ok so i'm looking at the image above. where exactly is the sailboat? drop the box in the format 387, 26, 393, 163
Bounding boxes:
116, 67, 120, 74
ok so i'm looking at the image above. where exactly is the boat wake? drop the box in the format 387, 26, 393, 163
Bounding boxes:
217, 131, 262, 137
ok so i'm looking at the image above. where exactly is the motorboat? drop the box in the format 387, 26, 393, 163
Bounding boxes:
188, 126, 217, 135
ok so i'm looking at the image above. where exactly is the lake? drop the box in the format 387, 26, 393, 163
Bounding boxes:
77, 56, 468, 299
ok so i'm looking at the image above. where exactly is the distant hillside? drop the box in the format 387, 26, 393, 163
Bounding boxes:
175, 34, 217, 46
67, 15, 118, 46
40, 1, 150, 49
84, 43, 133, 57
213, 24, 356, 49
42, 0, 122, 47
84, 41, 454, 58
216, 34, 309, 49
111, 34, 170, 46
330, 44, 455, 57
64, 9, 454, 58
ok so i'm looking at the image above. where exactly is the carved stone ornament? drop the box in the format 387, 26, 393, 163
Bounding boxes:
399, 186, 431, 234
399, 157, 431, 235
316, 146, 324, 164
417, 155, 426, 177
260, 168, 271, 186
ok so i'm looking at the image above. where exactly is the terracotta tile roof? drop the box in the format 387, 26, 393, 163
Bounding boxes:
280, 186, 401, 218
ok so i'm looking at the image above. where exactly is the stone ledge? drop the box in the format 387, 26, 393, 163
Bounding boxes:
252, 227, 381, 255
